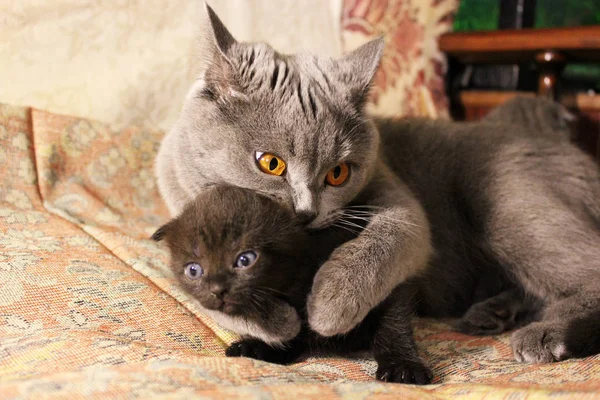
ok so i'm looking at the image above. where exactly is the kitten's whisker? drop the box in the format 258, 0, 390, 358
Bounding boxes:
248, 293, 269, 319
255, 286, 287, 297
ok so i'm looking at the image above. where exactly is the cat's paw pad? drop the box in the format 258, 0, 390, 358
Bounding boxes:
511, 323, 570, 363
376, 360, 433, 385
457, 302, 514, 336
307, 261, 366, 336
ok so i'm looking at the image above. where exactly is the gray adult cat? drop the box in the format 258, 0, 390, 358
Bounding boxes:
156, 5, 431, 342
156, 5, 600, 363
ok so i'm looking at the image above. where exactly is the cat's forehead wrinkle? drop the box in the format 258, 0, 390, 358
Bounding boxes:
228, 43, 341, 123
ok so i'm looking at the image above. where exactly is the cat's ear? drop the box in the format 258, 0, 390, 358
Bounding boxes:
198, 4, 241, 99
151, 222, 171, 242
205, 4, 236, 57
337, 37, 384, 108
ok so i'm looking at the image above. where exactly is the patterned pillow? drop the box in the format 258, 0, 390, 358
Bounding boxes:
343, 0, 458, 118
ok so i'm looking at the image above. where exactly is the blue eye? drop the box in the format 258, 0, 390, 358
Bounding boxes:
184, 263, 203, 280
235, 251, 258, 268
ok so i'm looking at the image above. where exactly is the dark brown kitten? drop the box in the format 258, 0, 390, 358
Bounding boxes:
153, 185, 433, 385
152, 185, 315, 331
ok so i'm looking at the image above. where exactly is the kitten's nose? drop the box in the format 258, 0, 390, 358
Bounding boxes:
209, 282, 228, 299
297, 211, 317, 224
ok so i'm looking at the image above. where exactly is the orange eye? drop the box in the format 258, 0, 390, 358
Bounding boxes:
256, 152, 286, 176
325, 163, 349, 186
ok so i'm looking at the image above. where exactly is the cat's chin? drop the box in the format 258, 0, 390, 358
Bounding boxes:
220, 302, 240, 315
200, 300, 241, 316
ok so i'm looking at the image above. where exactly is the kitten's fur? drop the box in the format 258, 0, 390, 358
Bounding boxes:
153, 185, 431, 384
152, 185, 312, 344
156, 6, 600, 364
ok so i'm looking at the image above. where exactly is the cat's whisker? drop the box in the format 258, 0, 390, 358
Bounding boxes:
255, 286, 287, 297
344, 205, 386, 210
338, 213, 421, 240
332, 222, 362, 236
247, 293, 269, 318
335, 219, 365, 232
341, 210, 424, 230
344, 121, 366, 140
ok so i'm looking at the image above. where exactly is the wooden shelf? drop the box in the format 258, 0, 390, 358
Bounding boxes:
440, 26, 600, 64
460, 91, 535, 108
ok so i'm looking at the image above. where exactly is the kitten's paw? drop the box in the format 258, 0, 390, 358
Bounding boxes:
511, 323, 571, 363
226, 339, 300, 365
457, 301, 514, 336
376, 360, 433, 385
307, 261, 367, 336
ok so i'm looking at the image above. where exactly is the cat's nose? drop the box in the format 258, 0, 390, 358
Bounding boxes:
297, 211, 317, 224
209, 282, 228, 299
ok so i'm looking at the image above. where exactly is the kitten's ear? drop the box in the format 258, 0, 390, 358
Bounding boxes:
199, 4, 241, 99
151, 222, 171, 242
337, 37, 384, 108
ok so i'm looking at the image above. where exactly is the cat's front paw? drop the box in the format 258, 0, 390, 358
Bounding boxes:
376, 360, 433, 385
307, 260, 368, 336
226, 339, 302, 365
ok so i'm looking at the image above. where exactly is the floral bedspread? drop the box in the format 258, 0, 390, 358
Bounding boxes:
1, 103, 599, 399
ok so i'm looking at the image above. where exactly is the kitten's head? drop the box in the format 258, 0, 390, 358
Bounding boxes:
175, 5, 384, 228
152, 185, 315, 317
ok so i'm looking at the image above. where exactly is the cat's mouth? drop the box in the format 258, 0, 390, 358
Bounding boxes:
201, 297, 241, 315
219, 301, 240, 315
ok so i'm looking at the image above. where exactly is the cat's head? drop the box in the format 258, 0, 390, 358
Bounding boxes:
174, 5, 384, 228
152, 184, 315, 317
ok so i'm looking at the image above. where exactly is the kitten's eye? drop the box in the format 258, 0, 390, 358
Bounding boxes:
235, 251, 258, 269
184, 263, 203, 280
325, 162, 350, 186
255, 152, 286, 176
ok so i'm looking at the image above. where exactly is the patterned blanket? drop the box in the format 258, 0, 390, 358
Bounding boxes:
1, 103, 599, 399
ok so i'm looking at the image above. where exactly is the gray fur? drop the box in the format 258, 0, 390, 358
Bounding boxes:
376, 112, 600, 363
156, 5, 430, 337
483, 96, 574, 141
156, 5, 600, 363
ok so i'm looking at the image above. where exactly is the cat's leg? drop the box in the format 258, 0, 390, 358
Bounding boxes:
486, 171, 600, 362
511, 288, 600, 363
308, 163, 432, 336
226, 335, 306, 365
457, 287, 534, 335
371, 284, 433, 385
